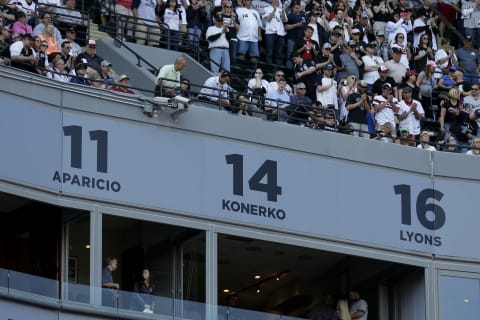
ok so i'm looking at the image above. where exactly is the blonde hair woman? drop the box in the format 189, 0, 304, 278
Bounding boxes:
439, 87, 463, 139
337, 299, 352, 320
466, 137, 480, 156
38, 23, 59, 55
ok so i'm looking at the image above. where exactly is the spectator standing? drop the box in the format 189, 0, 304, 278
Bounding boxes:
115, 0, 134, 41
373, 82, 400, 137
133, 268, 155, 313
349, 290, 368, 320
285, 2, 305, 68
155, 56, 187, 97
448, 109, 480, 151
373, 30, 389, 62
346, 79, 371, 138
235, 0, 262, 62
439, 88, 464, 139
435, 38, 458, 81
102, 257, 119, 308
456, 36, 480, 86
385, 9, 412, 46
315, 63, 338, 110
184, 0, 207, 48
462, 0, 480, 49
219, 1, 239, 66
397, 86, 424, 139
294, 25, 320, 62
371, 0, 394, 36
416, 60, 437, 118
206, 13, 230, 73
263, 0, 287, 65
337, 39, 363, 81
398, 70, 420, 101
134, 0, 161, 47
412, 12, 438, 51
385, 47, 408, 86
412, 33, 434, 73
362, 41, 384, 93
372, 65, 397, 97
464, 84, 480, 115
291, 51, 317, 101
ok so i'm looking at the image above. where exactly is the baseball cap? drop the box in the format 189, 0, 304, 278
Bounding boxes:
88, 39, 96, 47
220, 71, 231, 77
67, 26, 76, 32
382, 83, 392, 89
450, 66, 458, 72
351, 28, 361, 34
376, 30, 385, 36
426, 60, 437, 68
400, 127, 409, 133
392, 46, 403, 54
214, 13, 223, 21
358, 80, 368, 87
324, 63, 334, 70
332, 31, 342, 37
367, 41, 376, 48
402, 86, 412, 93
118, 74, 130, 82
322, 42, 332, 49
465, 35, 472, 41
101, 60, 112, 67
378, 65, 389, 72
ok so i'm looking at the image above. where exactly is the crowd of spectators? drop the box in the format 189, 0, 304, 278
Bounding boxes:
2, 0, 480, 154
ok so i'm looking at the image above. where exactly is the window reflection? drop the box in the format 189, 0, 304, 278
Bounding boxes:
439, 276, 480, 320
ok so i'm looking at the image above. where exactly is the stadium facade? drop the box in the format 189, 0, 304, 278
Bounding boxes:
1, 66, 479, 320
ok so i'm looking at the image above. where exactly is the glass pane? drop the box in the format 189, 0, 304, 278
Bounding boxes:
66, 210, 90, 303
9, 270, 58, 298
439, 276, 480, 320
101, 214, 205, 316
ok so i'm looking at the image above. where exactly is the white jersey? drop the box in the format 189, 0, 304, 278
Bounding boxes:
263, 6, 286, 36
236, 7, 261, 41
362, 55, 384, 85
398, 99, 424, 135
373, 94, 399, 126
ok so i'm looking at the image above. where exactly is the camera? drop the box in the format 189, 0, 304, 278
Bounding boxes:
174, 95, 193, 110
152, 96, 173, 106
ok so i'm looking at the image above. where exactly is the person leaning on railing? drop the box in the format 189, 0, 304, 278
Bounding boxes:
154, 56, 187, 97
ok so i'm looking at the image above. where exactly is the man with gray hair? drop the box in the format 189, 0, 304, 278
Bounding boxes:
155, 56, 187, 97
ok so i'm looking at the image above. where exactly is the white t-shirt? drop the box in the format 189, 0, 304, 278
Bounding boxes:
263, 6, 286, 36
362, 55, 384, 84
